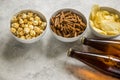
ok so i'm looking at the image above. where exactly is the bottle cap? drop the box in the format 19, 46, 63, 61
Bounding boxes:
80, 37, 85, 44
67, 48, 73, 57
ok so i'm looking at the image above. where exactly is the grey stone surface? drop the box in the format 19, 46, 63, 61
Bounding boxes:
0, 0, 120, 80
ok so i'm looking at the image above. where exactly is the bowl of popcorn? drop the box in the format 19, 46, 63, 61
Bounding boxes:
89, 5, 120, 38
10, 10, 47, 43
50, 8, 87, 42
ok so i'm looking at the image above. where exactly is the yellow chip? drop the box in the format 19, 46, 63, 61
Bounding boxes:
92, 27, 107, 35
90, 5, 120, 36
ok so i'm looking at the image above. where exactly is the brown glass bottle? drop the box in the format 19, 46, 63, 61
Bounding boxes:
67, 48, 120, 78
81, 37, 120, 57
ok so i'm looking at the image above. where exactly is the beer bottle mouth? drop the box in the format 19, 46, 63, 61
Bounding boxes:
80, 37, 85, 44
67, 48, 73, 57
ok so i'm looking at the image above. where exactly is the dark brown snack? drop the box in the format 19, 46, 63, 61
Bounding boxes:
50, 11, 86, 38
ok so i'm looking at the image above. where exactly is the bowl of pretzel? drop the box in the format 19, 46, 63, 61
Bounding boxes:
50, 8, 87, 42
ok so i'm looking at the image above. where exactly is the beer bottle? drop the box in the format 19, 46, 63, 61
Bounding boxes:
81, 37, 120, 57
67, 48, 120, 78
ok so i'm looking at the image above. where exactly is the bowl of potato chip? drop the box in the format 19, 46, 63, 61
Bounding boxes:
10, 10, 47, 43
89, 5, 120, 38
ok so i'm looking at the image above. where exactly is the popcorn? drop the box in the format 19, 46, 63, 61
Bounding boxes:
11, 16, 17, 23
24, 27, 30, 34
34, 26, 41, 34
29, 25, 34, 30
41, 22, 47, 27
30, 30, 36, 37
19, 31, 24, 36
10, 11, 46, 40
24, 19, 28, 24
20, 36, 25, 39
19, 19, 24, 24
33, 20, 39, 25
11, 28, 16, 34
29, 17, 34, 21
35, 16, 41, 21
22, 13, 27, 19
28, 12, 33, 17
25, 34, 31, 39
18, 27, 23, 32
11, 23, 19, 29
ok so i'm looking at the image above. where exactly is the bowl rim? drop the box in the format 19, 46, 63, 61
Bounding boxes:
10, 9, 47, 43
89, 6, 120, 38
49, 8, 87, 42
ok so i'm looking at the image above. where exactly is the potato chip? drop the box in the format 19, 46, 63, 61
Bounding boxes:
92, 27, 107, 35
106, 31, 119, 35
90, 5, 120, 36
91, 5, 100, 20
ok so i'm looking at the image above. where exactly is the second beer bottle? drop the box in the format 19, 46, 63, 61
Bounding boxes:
81, 37, 120, 57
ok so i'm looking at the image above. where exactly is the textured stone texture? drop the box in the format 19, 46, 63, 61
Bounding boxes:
0, 0, 120, 80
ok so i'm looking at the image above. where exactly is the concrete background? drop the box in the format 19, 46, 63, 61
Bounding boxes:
0, 0, 120, 80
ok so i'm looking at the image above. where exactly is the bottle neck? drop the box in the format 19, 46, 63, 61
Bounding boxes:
81, 37, 108, 52
68, 48, 105, 60
81, 37, 120, 57
81, 37, 99, 45
68, 48, 120, 65
67, 48, 104, 63
81, 37, 120, 45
